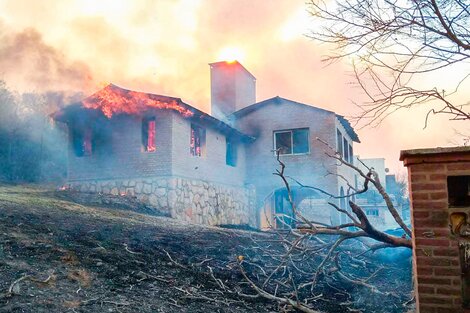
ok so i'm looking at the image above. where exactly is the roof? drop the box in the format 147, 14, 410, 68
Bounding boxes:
230, 96, 360, 143
53, 84, 254, 142
400, 146, 470, 160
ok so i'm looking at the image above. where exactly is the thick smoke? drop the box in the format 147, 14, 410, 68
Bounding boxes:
0, 25, 91, 182
0, 26, 94, 94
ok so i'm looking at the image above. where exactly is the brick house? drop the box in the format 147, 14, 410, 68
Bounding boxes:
54, 61, 360, 228
401, 146, 470, 313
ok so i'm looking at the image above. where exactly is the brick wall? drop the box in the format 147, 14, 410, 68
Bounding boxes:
67, 111, 247, 187
170, 112, 247, 187
234, 99, 357, 225
68, 111, 173, 181
66, 109, 255, 227
401, 147, 470, 313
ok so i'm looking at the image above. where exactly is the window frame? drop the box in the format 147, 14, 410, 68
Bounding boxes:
336, 129, 343, 157
72, 126, 93, 157
273, 128, 310, 156
366, 209, 379, 216
343, 137, 349, 161
226, 137, 237, 167
142, 117, 156, 153
190, 123, 206, 157
348, 143, 353, 163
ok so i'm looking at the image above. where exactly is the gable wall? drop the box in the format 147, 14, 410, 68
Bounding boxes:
234, 100, 342, 209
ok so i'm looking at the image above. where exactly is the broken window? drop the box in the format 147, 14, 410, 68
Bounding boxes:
72, 127, 92, 157
142, 117, 156, 152
337, 129, 343, 157
190, 124, 205, 157
448, 175, 470, 207
274, 128, 309, 155
226, 137, 237, 166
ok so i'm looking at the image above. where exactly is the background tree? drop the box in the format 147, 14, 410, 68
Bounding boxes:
0, 81, 68, 183
307, 0, 470, 127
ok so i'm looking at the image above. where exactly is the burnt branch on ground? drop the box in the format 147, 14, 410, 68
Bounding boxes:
231, 144, 413, 312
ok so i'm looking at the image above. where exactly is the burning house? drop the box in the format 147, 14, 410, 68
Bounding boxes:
54, 61, 360, 228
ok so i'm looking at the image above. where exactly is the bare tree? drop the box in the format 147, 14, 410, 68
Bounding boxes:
233, 142, 413, 313
307, 0, 470, 127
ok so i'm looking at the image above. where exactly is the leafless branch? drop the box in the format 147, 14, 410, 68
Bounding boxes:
307, 0, 470, 126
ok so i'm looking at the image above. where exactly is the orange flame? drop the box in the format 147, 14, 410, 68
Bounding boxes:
82, 84, 194, 118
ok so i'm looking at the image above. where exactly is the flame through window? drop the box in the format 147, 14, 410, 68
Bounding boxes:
142, 117, 156, 152
190, 124, 205, 157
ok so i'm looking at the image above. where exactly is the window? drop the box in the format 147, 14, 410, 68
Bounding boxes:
226, 137, 237, 166
366, 209, 379, 216
448, 176, 470, 207
348, 144, 353, 163
343, 137, 349, 161
190, 124, 206, 157
72, 127, 92, 157
142, 117, 156, 152
274, 128, 309, 155
336, 129, 343, 156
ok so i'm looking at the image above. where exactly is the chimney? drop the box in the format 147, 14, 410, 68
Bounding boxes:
210, 61, 256, 121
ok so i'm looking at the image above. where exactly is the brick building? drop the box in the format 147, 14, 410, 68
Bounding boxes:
354, 157, 411, 230
54, 61, 360, 228
401, 146, 470, 313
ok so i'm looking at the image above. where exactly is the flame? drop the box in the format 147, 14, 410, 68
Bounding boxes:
82, 84, 194, 118
217, 46, 245, 63
58, 184, 70, 191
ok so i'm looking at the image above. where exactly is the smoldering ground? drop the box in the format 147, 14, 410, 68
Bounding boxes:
0, 184, 412, 313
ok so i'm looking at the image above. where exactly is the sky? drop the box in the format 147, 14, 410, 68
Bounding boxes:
0, 0, 468, 173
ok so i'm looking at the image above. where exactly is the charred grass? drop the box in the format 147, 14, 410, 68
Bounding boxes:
0, 184, 412, 312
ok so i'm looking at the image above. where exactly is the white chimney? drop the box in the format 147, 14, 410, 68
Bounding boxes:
209, 61, 256, 121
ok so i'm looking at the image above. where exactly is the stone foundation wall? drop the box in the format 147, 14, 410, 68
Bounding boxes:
68, 176, 257, 227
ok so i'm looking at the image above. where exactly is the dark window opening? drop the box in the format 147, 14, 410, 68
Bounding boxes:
226, 137, 237, 166
343, 137, 349, 161
72, 127, 92, 157
337, 129, 343, 157
190, 124, 206, 157
142, 117, 156, 152
274, 128, 309, 155
348, 144, 353, 163
448, 175, 470, 207
274, 189, 294, 229
366, 209, 379, 216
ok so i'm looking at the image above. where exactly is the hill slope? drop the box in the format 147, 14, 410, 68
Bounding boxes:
0, 185, 412, 313
0, 185, 277, 312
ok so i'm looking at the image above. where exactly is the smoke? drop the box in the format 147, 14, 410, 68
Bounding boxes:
0, 0, 467, 171
0, 24, 94, 94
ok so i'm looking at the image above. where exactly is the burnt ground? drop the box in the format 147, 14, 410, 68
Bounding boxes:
0, 184, 414, 313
